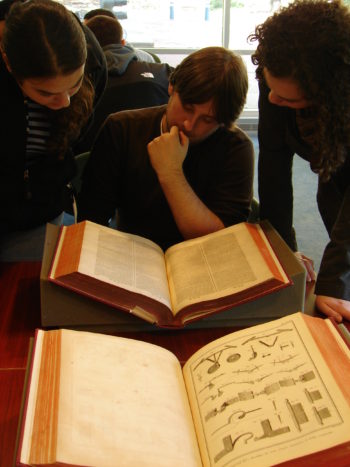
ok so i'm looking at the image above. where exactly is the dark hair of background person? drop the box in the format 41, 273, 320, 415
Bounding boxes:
74, 12, 172, 154
2, 0, 95, 155
85, 14, 123, 46
249, 0, 350, 181
0, 0, 22, 20
169, 46, 248, 128
0, 0, 24, 41
84, 7, 116, 20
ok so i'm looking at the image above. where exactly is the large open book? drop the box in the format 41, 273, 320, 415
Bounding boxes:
16, 313, 350, 466
48, 221, 291, 327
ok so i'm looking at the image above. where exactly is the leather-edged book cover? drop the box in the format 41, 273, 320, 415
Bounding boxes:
40, 221, 306, 331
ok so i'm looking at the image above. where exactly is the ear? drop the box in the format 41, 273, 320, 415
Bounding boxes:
121, 38, 126, 46
0, 47, 12, 73
168, 83, 174, 96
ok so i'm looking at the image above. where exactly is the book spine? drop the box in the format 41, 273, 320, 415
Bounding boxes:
15, 331, 39, 467
246, 223, 290, 284
53, 223, 85, 278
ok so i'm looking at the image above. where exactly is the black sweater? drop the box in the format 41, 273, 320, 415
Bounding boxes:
0, 22, 107, 233
258, 80, 350, 300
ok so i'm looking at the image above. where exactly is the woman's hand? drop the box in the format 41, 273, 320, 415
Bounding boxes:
294, 251, 316, 282
315, 295, 350, 323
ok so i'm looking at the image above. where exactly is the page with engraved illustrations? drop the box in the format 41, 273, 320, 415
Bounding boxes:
182, 312, 350, 467
19, 329, 202, 467
165, 222, 289, 315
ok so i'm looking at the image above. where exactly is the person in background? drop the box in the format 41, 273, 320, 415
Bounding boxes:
0, 0, 21, 41
78, 47, 254, 251
83, 7, 115, 20
249, 0, 350, 322
83, 7, 156, 64
0, 0, 107, 260
75, 14, 172, 153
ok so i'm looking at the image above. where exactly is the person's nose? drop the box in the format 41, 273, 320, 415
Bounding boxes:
268, 90, 284, 106
183, 114, 196, 132
54, 92, 71, 108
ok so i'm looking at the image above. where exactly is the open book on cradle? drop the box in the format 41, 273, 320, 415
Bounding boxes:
48, 220, 291, 328
16, 313, 350, 467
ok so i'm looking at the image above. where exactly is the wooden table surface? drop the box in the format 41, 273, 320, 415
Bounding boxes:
0, 261, 247, 465
0, 261, 348, 466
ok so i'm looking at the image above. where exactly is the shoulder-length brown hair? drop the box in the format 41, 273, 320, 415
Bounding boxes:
3, 0, 95, 156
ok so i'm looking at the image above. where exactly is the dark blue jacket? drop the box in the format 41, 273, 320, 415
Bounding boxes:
74, 43, 172, 154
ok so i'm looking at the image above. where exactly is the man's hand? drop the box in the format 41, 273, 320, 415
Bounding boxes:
147, 126, 189, 182
315, 295, 350, 323
295, 251, 316, 282
147, 125, 223, 239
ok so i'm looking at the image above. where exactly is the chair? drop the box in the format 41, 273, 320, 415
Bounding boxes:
71, 151, 90, 195
248, 197, 260, 223
63, 151, 90, 219
141, 50, 161, 63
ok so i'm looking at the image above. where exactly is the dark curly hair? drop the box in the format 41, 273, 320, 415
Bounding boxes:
3, 0, 94, 157
249, 0, 350, 180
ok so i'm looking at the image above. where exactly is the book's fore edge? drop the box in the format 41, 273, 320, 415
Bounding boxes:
246, 222, 291, 285
29, 330, 61, 464
13, 337, 35, 467
130, 306, 158, 324
48, 225, 65, 280
336, 322, 350, 350
176, 276, 291, 328
50, 222, 85, 279
303, 314, 350, 405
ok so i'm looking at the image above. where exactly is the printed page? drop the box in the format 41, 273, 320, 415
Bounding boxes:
56, 330, 202, 467
183, 313, 350, 467
165, 223, 282, 314
78, 221, 171, 309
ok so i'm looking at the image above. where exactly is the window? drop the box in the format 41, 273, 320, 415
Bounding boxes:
62, 0, 293, 121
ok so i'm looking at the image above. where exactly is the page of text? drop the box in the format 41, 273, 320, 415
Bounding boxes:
166, 224, 276, 314
79, 222, 171, 308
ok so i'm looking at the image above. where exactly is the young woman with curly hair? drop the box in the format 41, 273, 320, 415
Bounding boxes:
249, 0, 350, 322
0, 0, 107, 259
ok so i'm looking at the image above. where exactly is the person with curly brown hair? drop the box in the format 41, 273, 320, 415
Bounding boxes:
0, 0, 107, 259
249, 0, 350, 322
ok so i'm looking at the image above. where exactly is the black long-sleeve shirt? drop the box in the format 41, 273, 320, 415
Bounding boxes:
78, 106, 254, 251
258, 80, 350, 300
0, 22, 107, 233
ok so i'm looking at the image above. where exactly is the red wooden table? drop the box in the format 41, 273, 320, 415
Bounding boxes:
0, 261, 347, 466
0, 261, 248, 465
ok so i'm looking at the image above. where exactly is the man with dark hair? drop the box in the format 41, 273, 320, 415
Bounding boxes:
78, 47, 254, 250
83, 8, 155, 63
83, 7, 115, 20
74, 14, 172, 153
